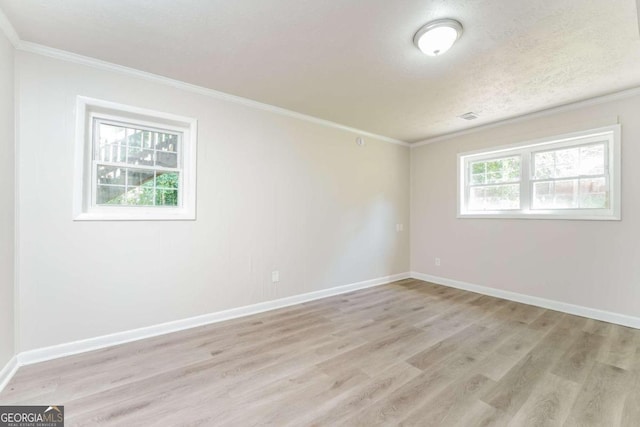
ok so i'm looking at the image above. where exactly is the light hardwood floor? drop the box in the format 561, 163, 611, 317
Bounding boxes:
1, 279, 639, 426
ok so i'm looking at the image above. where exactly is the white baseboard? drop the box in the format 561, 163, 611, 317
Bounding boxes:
411, 272, 640, 329
15, 272, 410, 369
0, 356, 19, 393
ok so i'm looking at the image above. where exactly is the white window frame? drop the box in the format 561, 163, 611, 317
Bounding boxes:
457, 125, 621, 220
73, 96, 197, 220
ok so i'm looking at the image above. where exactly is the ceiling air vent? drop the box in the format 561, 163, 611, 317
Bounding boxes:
458, 112, 479, 120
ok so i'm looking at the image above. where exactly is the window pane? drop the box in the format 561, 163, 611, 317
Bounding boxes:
156, 189, 178, 206
127, 169, 155, 187
534, 143, 605, 180
156, 152, 178, 168
504, 157, 521, 180
96, 185, 127, 205
552, 179, 578, 208
580, 144, 605, 176
122, 186, 155, 206
532, 181, 553, 208
532, 179, 578, 209
533, 177, 608, 210
97, 165, 126, 185
127, 129, 143, 148
554, 147, 579, 177
579, 177, 607, 208
95, 167, 181, 207
156, 133, 178, 152
532, 143, 608, 210
471, 162, 485, 174
97, 169, 155, 206
470, 162, 486, 184
127, 148, 155, 166
141, 130, 154, 149
94, 120, 181, 169
469, 184, 520, 211
488, 171, 502, 183
470, 156, 520, 185
106, 185, 154, 206
96, 123, 127, 162
471, 173, 485, 185
533, 151, 554, 179
155, 172, 179, 189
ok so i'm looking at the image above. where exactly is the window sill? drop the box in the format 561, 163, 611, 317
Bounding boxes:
74, 210, 196, 221
457, 212, 620, 221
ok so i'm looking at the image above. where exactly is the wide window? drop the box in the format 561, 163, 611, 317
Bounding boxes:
458, 125, 620, 220
74, 97, 197, 220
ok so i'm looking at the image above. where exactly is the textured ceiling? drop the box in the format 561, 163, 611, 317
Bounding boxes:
1, 0, 639, 142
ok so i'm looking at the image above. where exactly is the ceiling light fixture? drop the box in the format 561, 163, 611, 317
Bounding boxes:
413, 18, 463, 56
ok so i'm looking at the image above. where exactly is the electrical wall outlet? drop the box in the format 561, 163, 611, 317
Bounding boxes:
271, 270, 280, 283
396, 223, 404, 232
435, 258, 441, 266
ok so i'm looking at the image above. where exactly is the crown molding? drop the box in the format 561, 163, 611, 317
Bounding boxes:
0, 7, 19, 47
636, 0, 640, 37
15, 41, 409, 147
411, 86, 640, 148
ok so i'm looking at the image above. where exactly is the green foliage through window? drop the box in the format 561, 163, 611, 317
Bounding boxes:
101, 172, 179, 206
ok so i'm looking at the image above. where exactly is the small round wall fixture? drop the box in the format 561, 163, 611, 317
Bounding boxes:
413, 18, 463, 56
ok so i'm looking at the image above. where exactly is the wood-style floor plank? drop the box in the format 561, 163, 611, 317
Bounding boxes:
481, 326, 578, 415
509, 372, 581, 427
552, 331, 604, 383
399, 373, 494, 426
0, 278, 638, 426
564, 362, 631, 427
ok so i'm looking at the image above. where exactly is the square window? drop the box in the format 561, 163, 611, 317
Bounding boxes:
531, 142, 609, 211
74, 97, 197, 220
467, 156, 521, 211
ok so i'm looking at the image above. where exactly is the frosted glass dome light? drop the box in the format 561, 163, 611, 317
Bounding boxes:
413, 19, 463, 56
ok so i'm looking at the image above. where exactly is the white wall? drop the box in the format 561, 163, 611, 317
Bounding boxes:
16, 52, 410, 352
0, 31, 14, 366
411, 94, 640, 319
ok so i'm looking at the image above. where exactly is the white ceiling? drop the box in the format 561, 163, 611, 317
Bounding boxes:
1, 0, 639, 142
